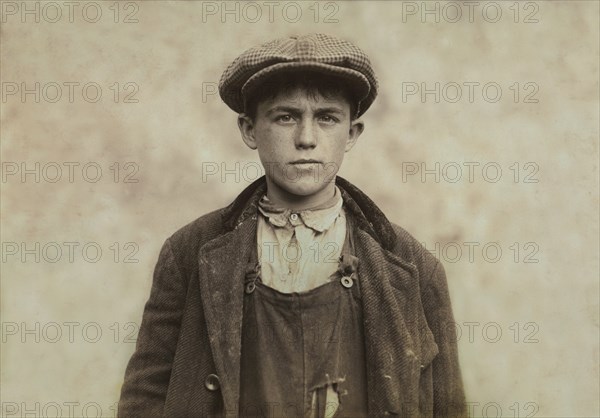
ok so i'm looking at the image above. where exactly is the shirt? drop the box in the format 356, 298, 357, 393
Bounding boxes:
256, 186, 346, 293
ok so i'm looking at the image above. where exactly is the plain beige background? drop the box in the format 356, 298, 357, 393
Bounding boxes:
1, 1, 598, 417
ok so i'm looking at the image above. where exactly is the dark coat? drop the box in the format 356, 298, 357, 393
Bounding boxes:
118, 176, 466, 417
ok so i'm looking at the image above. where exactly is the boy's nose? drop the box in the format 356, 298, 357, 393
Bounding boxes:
295, 119, 317, 149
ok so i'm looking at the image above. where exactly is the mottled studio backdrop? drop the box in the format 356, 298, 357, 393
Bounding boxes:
1, 1, 598, 417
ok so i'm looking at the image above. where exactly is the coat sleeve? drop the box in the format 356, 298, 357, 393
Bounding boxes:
420, 257, 467, 417
118, 238, 187, 417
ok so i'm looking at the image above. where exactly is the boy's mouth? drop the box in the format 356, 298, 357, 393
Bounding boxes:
289, 159, 322, 165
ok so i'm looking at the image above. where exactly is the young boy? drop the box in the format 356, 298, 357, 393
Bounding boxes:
118, 33, 466, 418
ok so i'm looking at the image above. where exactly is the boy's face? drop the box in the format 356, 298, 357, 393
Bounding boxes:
238, 85, 364, 207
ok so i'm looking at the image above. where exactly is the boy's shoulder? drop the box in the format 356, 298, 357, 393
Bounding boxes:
168, 208, 224, 248
388, 221, 442, 275
159, 208, 226, 277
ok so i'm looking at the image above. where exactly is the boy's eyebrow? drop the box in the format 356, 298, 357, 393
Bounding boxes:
264, 106, 302, 116
314, 106, 346, 115
264, 105, 347, 116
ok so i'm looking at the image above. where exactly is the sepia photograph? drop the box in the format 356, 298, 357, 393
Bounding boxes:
1, 1, 599, 417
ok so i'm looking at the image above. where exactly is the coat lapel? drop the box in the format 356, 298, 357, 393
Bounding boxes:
198, 217, 256, 416
354, 228, 438, 416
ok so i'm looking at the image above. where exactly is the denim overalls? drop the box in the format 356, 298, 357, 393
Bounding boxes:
239, 216, 369, 418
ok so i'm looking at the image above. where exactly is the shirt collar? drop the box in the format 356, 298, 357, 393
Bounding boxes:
257, 186, 343, 233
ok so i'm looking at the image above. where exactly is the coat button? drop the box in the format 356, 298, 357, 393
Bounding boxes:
205, 374, 220, 391
290, 213, 298, 221
245, 282, 256, 294
340, 276, 353, 288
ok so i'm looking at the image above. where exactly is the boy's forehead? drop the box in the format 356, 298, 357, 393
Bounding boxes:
257, 87, 351, 112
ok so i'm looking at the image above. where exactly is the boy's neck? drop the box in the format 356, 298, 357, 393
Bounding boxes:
264, 178, 337, 211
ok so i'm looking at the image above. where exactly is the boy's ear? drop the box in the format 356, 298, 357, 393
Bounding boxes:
238, 114, 257, 150
345, 119, 364, 152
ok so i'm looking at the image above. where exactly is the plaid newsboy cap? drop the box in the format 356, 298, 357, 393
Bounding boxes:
218, 33, 378, 117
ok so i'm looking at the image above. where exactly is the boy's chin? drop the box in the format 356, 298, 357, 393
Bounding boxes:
275, 178, 334, 198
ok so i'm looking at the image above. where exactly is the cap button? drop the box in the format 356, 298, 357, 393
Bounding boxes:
296, 37, 316, 58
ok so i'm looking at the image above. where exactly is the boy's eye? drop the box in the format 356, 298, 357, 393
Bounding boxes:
318, 115, 338, 124
276, 114, 294, 123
